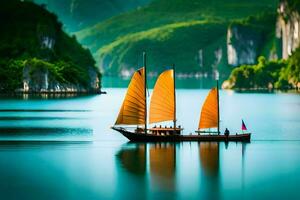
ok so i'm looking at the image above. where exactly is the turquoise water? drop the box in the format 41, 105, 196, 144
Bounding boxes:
102, 76, 219, 89
0, 88, 299, 199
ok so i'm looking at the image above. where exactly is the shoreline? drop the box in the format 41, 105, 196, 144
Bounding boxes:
0, 90, 107, 95
223, 88, 299, 93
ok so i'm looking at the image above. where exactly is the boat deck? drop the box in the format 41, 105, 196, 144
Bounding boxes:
149, 127, 183, 135
112, 127, 251, 142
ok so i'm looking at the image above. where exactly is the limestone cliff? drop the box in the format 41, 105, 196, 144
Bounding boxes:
22, 64, 100, 93
227, 0, 300, 67
21, 30, 100, 93
224, 0, 300, 90
226, 13, 277, 67
227, 25, 259, 66
276, 0, 300, 59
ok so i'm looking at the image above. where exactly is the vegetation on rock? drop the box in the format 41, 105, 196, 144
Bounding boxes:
0, 0, 101, 92
225, 48, 300, 90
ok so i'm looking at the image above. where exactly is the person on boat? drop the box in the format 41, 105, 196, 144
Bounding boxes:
224, 128, 230, 137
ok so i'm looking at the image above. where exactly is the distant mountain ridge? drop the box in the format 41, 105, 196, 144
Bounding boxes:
74, 0, 278, 76
32, 0, 281, 77
33, 0, 151, 32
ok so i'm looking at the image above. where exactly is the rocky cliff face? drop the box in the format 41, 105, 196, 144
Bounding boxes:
227, 0, 300, 66
227, 25, 259, 66
276, 0, 300, 59
20, 29, 100, 93
22, 65, 100, 93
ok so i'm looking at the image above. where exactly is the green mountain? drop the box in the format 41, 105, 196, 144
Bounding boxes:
33, 0, 151, 32
0, 0, 101, 93
75, 0, 278, 76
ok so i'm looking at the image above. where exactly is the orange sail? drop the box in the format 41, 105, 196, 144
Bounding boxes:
198, 88, 219, 129
149, 69, 175, 124
115, 68, 145, 125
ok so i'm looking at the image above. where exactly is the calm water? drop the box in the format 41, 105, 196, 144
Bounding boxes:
0, 86, 299, 199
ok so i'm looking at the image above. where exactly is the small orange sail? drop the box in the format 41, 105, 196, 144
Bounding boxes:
115, 68, 145, 125
198, 88, 219, 129
149, 69, 175, 124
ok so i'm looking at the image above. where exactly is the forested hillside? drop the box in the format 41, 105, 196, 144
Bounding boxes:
0, 0, 101, 92
75, 0, 278, 76
33, 0, 151, 32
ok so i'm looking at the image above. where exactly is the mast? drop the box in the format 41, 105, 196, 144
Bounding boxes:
143, 52, 147, 134
172, 64, 176, 133
217, 80, 220, 135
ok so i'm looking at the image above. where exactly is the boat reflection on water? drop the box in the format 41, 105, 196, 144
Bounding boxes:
116, 143, 146, 175
115, 143, 148, 199
149, 143, 176, 192
116, 142, 246, 199
116, 142, 176, 198
199, 142, 219, 177
199, 142, 220, 199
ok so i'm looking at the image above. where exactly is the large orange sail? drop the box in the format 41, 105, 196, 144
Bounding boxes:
198, 88, 219, 129
115, 68, 145, 125
149, 69, 175, 124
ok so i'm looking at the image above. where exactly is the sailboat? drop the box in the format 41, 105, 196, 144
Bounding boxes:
111, 53, 250, 142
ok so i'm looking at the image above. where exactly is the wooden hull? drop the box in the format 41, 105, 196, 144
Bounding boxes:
112, 127, 251, 142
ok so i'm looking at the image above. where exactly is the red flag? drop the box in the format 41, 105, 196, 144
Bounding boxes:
242, 120, 247, 131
